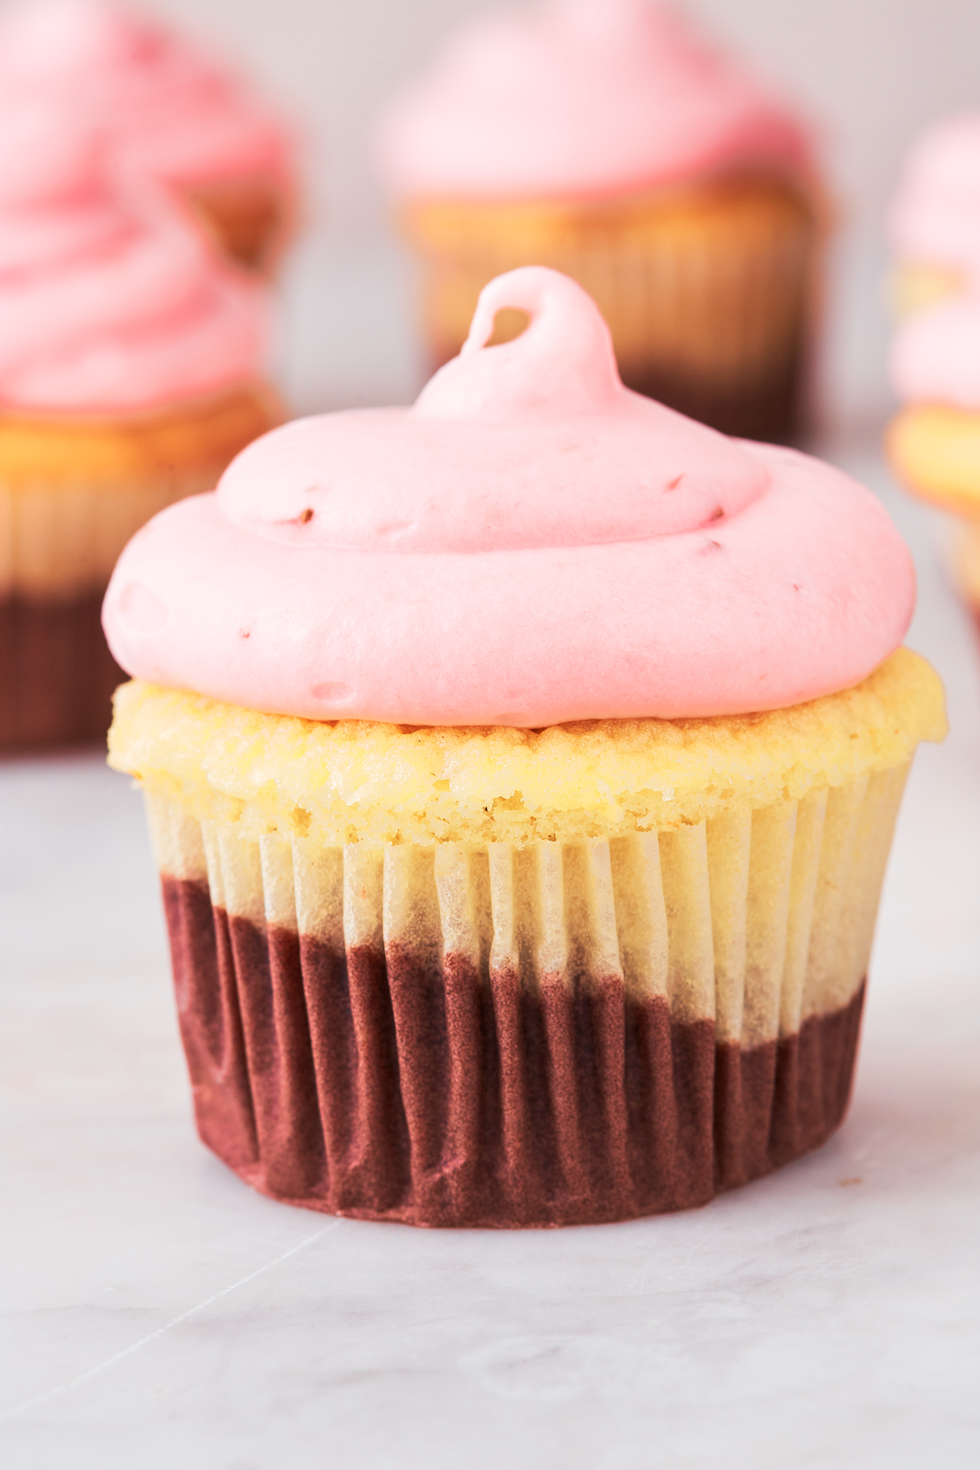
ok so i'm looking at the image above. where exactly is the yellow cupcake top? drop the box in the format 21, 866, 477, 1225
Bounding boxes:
109, 647, 945, 848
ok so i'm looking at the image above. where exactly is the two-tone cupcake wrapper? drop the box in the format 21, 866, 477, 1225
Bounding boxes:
145, 762, 907, 1228
0, 466, 216, 750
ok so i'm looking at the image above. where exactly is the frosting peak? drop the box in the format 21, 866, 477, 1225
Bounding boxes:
218, 269, 768, 555
104, 267, 912, 726
416, 269, 769, 538
417, 267, 623, 420
375, 0, 811, 202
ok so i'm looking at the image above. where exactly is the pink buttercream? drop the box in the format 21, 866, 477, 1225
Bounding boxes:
890, 293, 980, 410
0, 102, 270, 413
103, 268, 913, 726
0, 0, 290, 187
375, 0, 812, 202
888, 112, 980, 273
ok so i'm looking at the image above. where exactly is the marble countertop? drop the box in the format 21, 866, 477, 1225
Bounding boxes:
1, 450, 978, 1470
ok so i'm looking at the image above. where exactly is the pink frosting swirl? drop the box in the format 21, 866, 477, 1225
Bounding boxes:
0, 102, 270, 413
888, 112, 980, 273
103, 268, 913, 726
375, 0, 812, 202
0, 0, 290, 186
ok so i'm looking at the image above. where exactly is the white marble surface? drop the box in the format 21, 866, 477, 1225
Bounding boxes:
1, 452, 979, 1469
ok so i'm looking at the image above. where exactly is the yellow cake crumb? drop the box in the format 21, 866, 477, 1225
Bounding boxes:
108, 648, 945, 848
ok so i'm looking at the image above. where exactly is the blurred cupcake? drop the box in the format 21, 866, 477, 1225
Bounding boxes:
0, 104, 281, 752
104, 268, 943, 1228
887, 113, 980, 317
375, 0, 823, 441
886, 290, 980, 627
0, 0, 295, 271
887, 292, 980, 517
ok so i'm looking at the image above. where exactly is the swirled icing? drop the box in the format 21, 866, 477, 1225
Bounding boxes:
0, 102, 270, 413
888, 112, 980, 272
0, 0, 290, 186
890, 293, 980, 410
103, 267, 913, 726
375, 0, 812, 202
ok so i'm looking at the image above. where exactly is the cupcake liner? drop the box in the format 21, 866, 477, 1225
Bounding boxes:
0, 466, 217, 751
404, 179, 818, 440
144, 761, 908, 1228
0, 467, 215, 752
0, 465, 218, 603
0, 390, 280, 751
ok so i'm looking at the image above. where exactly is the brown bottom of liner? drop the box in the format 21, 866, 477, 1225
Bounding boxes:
0, 588, 122, 752
162, 876, 865, 1229
618, 359, 801, 445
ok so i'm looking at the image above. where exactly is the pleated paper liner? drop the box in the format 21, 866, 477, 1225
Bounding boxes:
0, 387, 280, 751
403, 176, 818, 442
144, 762, 907, 1228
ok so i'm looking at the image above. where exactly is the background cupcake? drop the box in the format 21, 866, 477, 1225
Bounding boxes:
103, 268, 943, 1228
0, 0, 296, 272
887, 112, 980, 317
0, 102, 281, 752
886, 288, 980, 633
374, 0, 823, 442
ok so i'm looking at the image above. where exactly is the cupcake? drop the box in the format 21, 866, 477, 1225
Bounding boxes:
887, 292, 980, 517
104, 267, 944, 1228
0, 0, 295, 272
0, 104, 281, 752
375, 0, 823, 442
887, 113, 980, 316
886, 290, 980, 626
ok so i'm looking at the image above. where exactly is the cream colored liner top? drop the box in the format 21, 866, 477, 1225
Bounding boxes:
0, 469, 218, 600
146, 758, 907, 1049
404, 179, 816, 384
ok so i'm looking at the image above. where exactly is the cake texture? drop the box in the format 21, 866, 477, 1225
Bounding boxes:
0, 102, 279, 750
0, 0, 295, 270
105, 267, 943, 1227
376, 0, 822, 441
